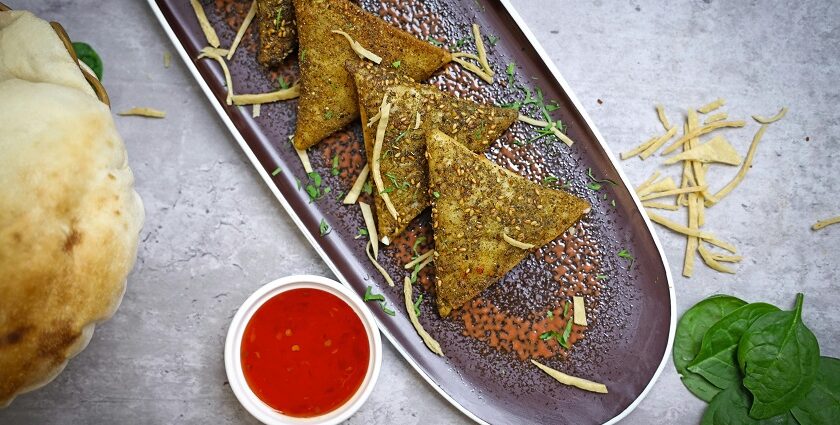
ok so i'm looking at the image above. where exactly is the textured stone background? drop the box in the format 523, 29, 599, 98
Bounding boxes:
1, 0, 838, 424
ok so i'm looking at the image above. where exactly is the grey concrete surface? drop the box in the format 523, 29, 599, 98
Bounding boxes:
1, 0, 838, 424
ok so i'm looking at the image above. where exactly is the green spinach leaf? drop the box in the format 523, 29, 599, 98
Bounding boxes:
688, 303, 779, 390
702, 386, 798, 425
72, 42, 103, 81
674, 295, 747, 401
790, 356, 840, 425
738, 293, 820, 419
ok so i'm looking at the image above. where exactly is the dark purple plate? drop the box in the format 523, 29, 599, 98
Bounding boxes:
148, 1, 675, 423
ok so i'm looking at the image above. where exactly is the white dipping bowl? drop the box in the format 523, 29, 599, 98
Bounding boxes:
225, 275, 382, 425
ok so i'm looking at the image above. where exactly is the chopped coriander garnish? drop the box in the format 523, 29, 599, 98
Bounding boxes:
380, 302, 396, 316
486, 34, 499, 46
393, 130, 409, 144
586, 168, 618, 186
355, 228, 369, 239
362, 181, 373, 195
595, 274, 608, 280
391, 60, 401, 68
546, 310, 554, 319
319, 218, 330, 236
539, 330, 560, 341
274, 7, 283, 27
385, 172, 410, 191
308, 171, 322, 186
506, 62, 516, 86
427, 36, 444, 47
295, 177, 301, 190
432, 191, 440, 199
587, 182, 602, 191
412, 236, 427, 257
324, 186, 331, 195
271, 167, 282, 176
331, 154, 340, 176
562, 301, 570, 317
299, 48, 306, 63
455, 36, 469, 49
305, 171, 324, 202
410, 262, 421, 283
542, 175, 559, 185
618, 249, 635, 267
278, 75, 289, 90
335, 190, 345, 200
413, 294, 424, 316
323, 110, 334, 120
559, 318, 574, 348
363, 286, 385, 302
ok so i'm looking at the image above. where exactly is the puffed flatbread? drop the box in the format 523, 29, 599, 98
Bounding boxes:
350, 61, 517, 242
292, 0, 451, 150
427, 130, 590, 317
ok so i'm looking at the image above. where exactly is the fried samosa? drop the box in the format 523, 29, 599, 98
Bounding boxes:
350, 61, 517, 243
292, 0, 451, 150
426, 130, 590, 317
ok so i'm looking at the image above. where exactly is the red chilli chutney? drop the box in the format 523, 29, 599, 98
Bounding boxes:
241, 288, 370, 417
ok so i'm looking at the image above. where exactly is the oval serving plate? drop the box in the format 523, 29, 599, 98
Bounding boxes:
147, 1, 675, 423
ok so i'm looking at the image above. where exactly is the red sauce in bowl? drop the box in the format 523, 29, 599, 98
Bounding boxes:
240, 288, 370, 417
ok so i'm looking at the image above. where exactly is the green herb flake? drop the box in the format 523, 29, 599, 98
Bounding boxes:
323, 110, 334, 120
413, 294, 424, 316
563, 301, 570, 317
331, 155, 340, 176
391, 60, 402, 68
362, 181, 373, 195
506, 62, 516, 86
363, 286, 385, 303
587, 182, 602, 191
542, 175, 559, 186
559, 318, 574, 349
319, 218, 330, 236
271, 167, 282, 176
278, 75, 289, 90
432, 191, 441, 199
355, 228, 369, 239
546, 310, 554, 320
486, 34, 499, 46
618, 249, 635, 267
586, 168, 618, 186
427, 36, 444, 47
380, 302, 396, 316
539, 330, 561, 341
595, 274, 608, 281
412, 236, 427, 257
274, 7, 284, 27
308, 171, 322, 187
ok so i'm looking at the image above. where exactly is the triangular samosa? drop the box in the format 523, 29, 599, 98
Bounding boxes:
292, 0, 451, 150
426, 130, 591, 317
349, 61, 517, 242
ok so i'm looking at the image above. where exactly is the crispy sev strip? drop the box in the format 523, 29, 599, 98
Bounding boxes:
531, 360, 608, 394
331, 30, 382, 64
646, 211, 738, 253
366, 241, 394, 286
662, 120, 747, 155
752, 107, 788, 124
639, 185, 706, 201
405, 250, 435, 269
704, 112, 728, 125
698, 244, 736, 274
414, 111, 422, 129
634, 171, 661, 194
452, 52, 481, 61
164, 51, 172, 68
371, 101, 399, 220
472, 23, 493, 76
573, 296, 588, 326
637, 176, 677, 197
812, 215, 840, 231
199, 47, 230, 57
227, 0, 257, 60
197, 48, 234, 105
231, 84, 300, 105
117, 107, 166, 118
687, 110, 710, 222
620, 136, 657, 160
698, 98, 725, 114
294, 146, 312, 174
707, 249, 743, 262
190, 0, 220, 48
656, 104, 672, 130
343, 164, 370, 205
677, 121, 692, 206
404, 277, 444, 355
517, 115, 575, 146
639, 126, 678, 159
452, 56, 494, 84
642, 201, 679, 211
359, 202, 379, 258
705, 124, 768, 206
367, 110, 381, 127
683, 192, 699, 277
251, 103, 260, 118
503, 233, 535, 249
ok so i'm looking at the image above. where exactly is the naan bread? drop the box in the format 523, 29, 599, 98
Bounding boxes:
0, 10, 94, 97
292, 0, 451, 150
0, 13, 144, 407
427, 130, 589, 317
350, 61, 517, 242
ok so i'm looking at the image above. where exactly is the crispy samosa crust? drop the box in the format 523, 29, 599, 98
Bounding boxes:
426, 130, 590, 317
